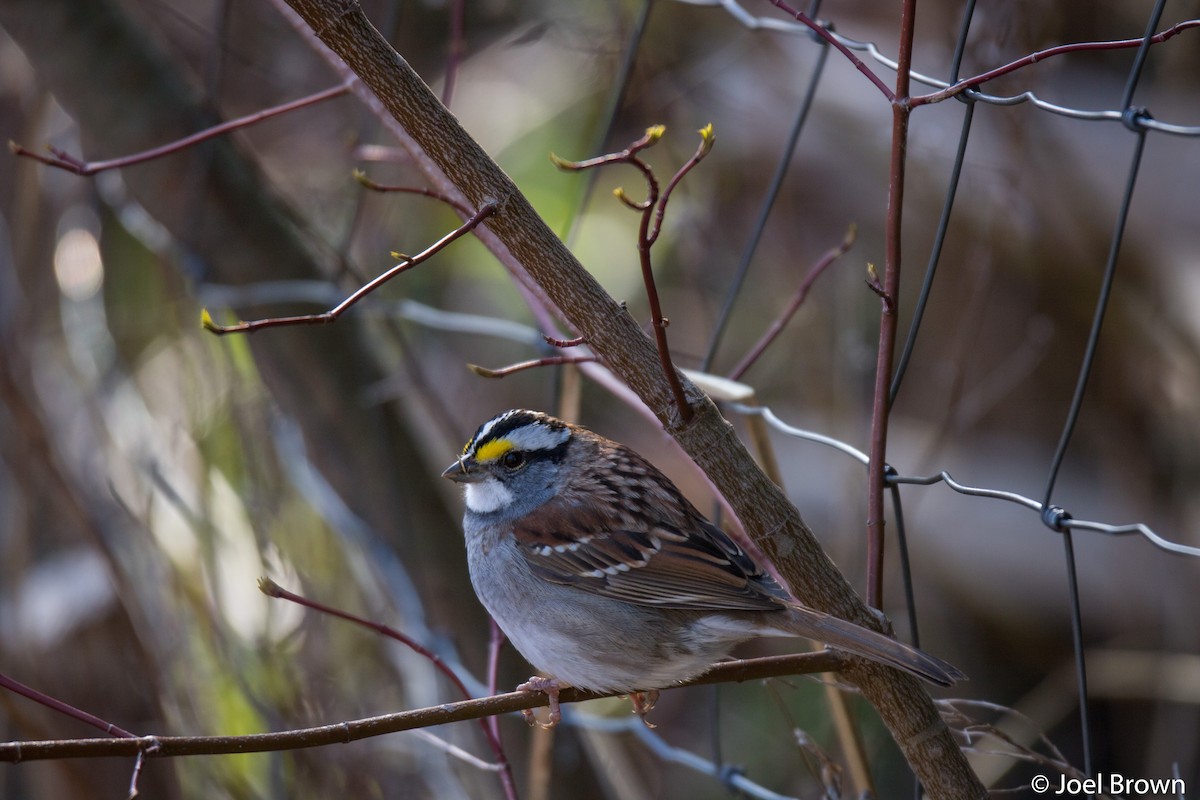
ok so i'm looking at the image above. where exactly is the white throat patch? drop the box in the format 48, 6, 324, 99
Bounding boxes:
464, 477, 514, 514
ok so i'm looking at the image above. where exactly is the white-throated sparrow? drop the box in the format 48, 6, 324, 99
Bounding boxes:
443, 409, 962, 724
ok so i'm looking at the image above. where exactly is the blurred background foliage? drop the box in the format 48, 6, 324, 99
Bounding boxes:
1, 0, 1198, 797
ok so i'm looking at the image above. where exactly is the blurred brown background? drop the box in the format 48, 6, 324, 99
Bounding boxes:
1, 0, 1198, 797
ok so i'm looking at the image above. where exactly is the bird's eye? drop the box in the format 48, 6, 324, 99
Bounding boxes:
501, 451, 525, 470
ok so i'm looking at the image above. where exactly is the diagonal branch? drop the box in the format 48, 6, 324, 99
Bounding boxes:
259, 578, 512, 782
765, 0, 895, 101
0, 672, 136, 740
202, 202, 495, 334
728, 224, 855, 381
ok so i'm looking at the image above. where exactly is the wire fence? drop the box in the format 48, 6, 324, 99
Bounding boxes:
688, 0, 1200, 134
681, 0, 1200, 790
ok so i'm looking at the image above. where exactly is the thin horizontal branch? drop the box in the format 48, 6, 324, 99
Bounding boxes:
1, 652, 844, 762
353, 170, 474, 217
468, 355, 597, 378
913, 18, 1200, 106
9, 82, 353, 175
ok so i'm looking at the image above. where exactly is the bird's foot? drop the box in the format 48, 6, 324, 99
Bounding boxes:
629, 689, 660, 728
517, 676, 564, 729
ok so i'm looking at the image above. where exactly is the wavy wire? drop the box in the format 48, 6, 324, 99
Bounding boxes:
729, 403, 1200, 560
675, 0, 1200, 135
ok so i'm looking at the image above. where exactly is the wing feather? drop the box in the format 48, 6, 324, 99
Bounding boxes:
511, 449, 787, 612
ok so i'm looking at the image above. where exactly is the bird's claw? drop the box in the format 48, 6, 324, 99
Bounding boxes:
517, 676, 563, 729
629, 689, 659, 728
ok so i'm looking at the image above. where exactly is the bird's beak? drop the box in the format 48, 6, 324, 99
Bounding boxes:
442, 457, 484, 483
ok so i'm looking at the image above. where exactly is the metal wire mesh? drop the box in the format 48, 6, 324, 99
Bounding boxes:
687, 0, 1200, 788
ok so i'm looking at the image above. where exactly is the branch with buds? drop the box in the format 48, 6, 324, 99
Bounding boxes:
550, 124, 716, 422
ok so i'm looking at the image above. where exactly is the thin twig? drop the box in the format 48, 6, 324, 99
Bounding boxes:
862, 0, 916, 612
353, 171, 474, 216
728, 225, 855, 381
259, 579, 516, 792
9, 82, 353, 176
634, 209, 692, 423
202, 201, 496, 334
764, 0, 895, 101
126, 745, 156, 799
858, 106, 943, 776
408, 729, 507, 771
553, 126, 699, 421
260, 579, 473, 700
468, 355, 597, 378
913, 18, 1200, 106
648, 124, 715, 244
486, 621, 506, 752
551, 125, 664, 173
0, 671, 136, 739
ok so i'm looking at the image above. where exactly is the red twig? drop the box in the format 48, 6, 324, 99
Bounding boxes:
203, 201, 496, 334
863, 261, 894, 313
765, 0, 895, 101
260, 579, 472, 697
259, 579, 516, 798
552, 125, 707, 422
9, 82, 353, 176
913, 19, 1200, 106
728, 225, 855, 381
764, 3, 1199, 111
864, 0, 918, 610
353, 171, 474, 217
634, 204, 690, 421
0, 671, 136, 739
486, 621, 506, 745
551, 125, 664, 173
649, 124, 714, 244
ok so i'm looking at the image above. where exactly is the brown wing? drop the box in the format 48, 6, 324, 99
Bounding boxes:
512, 444, 787, 612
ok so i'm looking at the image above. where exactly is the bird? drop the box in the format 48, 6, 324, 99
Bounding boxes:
442, 409, 962, 725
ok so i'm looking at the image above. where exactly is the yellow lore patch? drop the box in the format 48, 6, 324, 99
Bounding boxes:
474, 438, 514, 464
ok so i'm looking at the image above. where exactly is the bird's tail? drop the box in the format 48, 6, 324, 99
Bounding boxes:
776, 604, 965, 687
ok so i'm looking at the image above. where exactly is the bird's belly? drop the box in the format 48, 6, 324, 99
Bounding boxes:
467, 540, 730, 693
